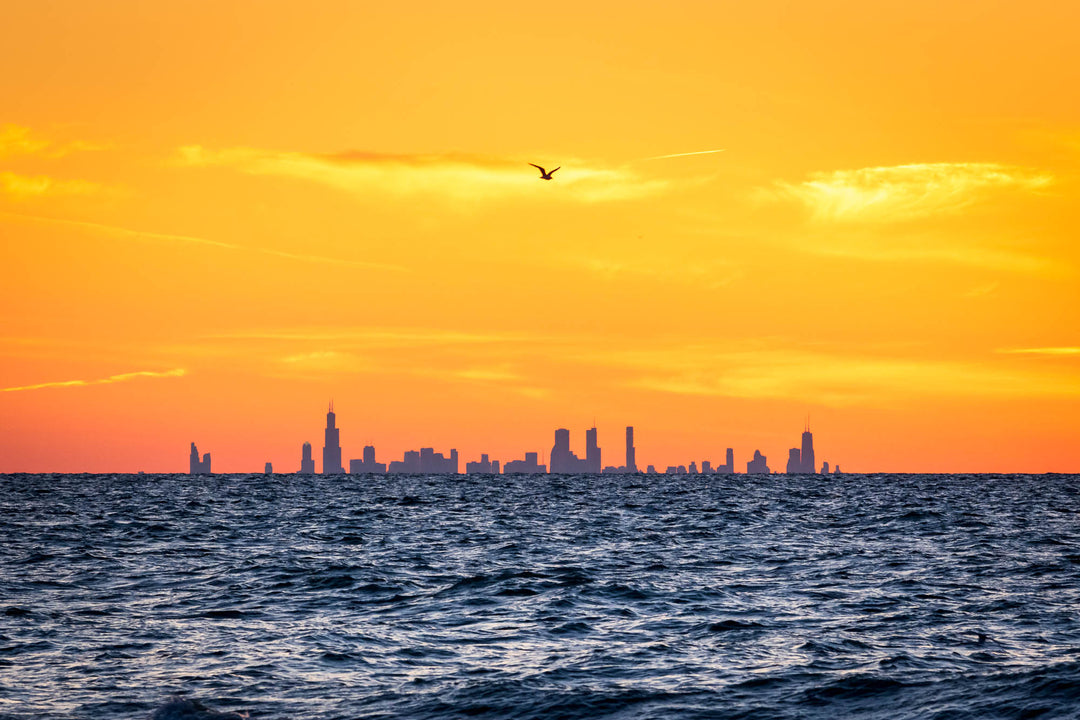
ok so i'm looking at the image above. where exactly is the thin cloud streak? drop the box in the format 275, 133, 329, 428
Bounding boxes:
809, 238, 1061, 275
176, 145, 667, 204
2, 368, 186, 393
203, 328, 550, 346
574, 344, 1080, 406
998, 347, 1080, 356
0, 211, 407, 272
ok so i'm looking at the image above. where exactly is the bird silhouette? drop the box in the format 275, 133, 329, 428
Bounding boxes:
529, 163, 560, 180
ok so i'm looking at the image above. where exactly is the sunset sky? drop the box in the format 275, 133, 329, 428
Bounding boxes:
2, 1, 1079, 472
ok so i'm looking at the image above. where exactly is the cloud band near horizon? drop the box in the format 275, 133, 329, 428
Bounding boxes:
1, 368, 187, 393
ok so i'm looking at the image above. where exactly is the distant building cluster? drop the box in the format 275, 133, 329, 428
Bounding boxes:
188, 403, 842, 476
188, 443, 211, 474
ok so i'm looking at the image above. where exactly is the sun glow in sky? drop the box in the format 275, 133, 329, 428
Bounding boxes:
2, 0, 1079, 472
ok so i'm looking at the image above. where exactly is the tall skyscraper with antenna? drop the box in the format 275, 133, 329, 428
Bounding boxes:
800, 420, 816, 474
322, 401, 344, 474
586, 426, 601, 473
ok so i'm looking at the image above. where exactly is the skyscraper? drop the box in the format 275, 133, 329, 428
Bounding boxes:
550, 428, 587, 473
300, 442, 315, 474
189, 442, 211, 474
189, 442, 200, 474
585, 426, 601, 473
801, 423, 816, 474
322, 402, 343, 474
786, 447, 802, 474
747, 450, 770, 474
625, 426, 637, 473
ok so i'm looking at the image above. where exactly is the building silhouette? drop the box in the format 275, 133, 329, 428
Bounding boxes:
189, 442, 211, 474
602, 426, 639, 473
422, 447, 458, 473
349, 445, 386, 474
322, 402, 344, 474
801, 424, 816, 474
387, 447, 458, 473
783, 424, 818, 474
504, 452, 545, 473
747, 450, 770, 474
300, 442, 315, 474
698, 448, 735, 474
585, 427, 601, 473
720, 448, 735, 474
550, 428, 587, 473
264, 462, 273, 475
388, 450, 420, 474
466, 454, 500, 474
786, 447, 802, 474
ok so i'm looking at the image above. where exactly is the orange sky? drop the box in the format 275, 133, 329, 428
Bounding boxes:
2, 0, 1078, 473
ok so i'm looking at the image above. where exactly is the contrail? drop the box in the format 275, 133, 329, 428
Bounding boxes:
0, 211, 408, 272
644, 149, 727, 161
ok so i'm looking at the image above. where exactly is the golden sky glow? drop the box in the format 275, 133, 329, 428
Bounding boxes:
2, 0, 1079, 472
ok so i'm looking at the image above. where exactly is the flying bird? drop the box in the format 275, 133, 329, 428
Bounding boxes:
529, 163, 560, 180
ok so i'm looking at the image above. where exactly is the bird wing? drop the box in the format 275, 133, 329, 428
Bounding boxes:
549, 167, 560, 175
528, 163, 546, 174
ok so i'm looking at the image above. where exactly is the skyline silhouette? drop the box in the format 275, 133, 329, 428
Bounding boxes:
189, 404, 838, 476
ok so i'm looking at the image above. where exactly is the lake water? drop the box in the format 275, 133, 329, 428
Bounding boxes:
2, 472, 1079, 719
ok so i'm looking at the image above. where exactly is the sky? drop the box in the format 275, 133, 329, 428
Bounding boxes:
1, 0, 1078, 473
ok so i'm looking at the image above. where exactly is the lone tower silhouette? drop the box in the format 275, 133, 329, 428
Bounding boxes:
322, 401, 344, 474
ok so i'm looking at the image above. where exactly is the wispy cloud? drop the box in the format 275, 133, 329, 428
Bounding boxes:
0, 124, 106, 159
807, 233, 1061, 274
767, 163, 1052, 223
574, 344, 1080, 406
569, 256, 738, 288
0, 172, 104, 199
176, 145, 666, 204
2, 368, 186, 393
997, 347, 1080, 356
206, 328, 544, 346
0, 211, 407, 272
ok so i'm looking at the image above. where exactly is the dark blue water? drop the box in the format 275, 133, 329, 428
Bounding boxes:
2, 473, 1079, 719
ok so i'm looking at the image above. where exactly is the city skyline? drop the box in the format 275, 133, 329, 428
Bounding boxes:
188, 402, 835, 476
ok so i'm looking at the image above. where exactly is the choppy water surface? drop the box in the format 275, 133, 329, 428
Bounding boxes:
2, 473, 1080, 719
